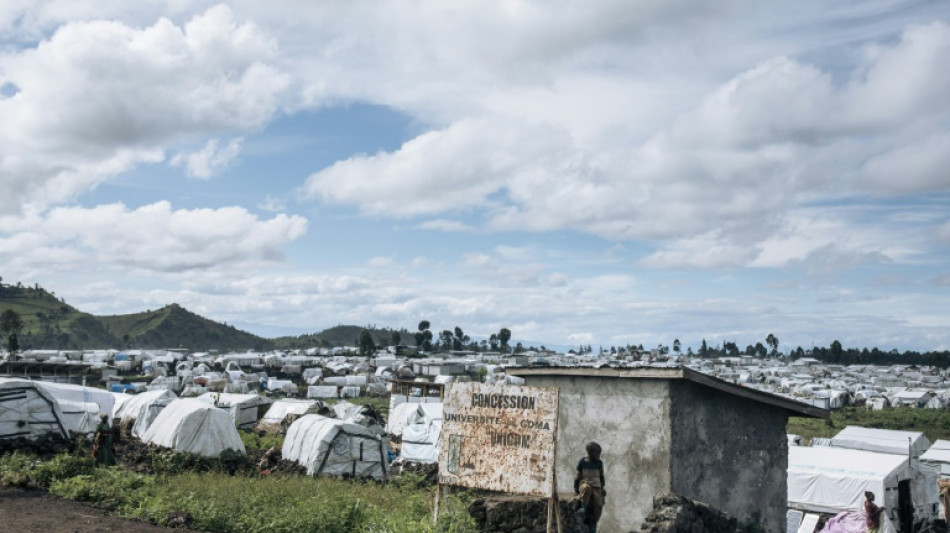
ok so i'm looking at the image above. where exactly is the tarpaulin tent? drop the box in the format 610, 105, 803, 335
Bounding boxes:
399, 403, 442, 464
921, 440, 950, 478
140, 398, 245, 457
0, 378, 68, 441
33, 381, 115, 419
830, 426, 931, 458
196, 392, 271, 430
112, 389, 178, 439
256, 399, 322, 433
789, 446, 938, 531
56, 399, 100, 436
282, 414, 390, 480
386, 402, 442, 437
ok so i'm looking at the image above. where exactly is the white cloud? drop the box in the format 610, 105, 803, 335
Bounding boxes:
171, 137, 244, 179
367, 256, 392, 268
0, 201, 308, 273
0, 5, 289, 211
416, 219, 476, 233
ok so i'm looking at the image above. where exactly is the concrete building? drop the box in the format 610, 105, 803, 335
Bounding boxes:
507, 366, 827, 533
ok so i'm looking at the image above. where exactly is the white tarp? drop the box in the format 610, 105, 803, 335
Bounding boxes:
140, 398, 245, 457
0, 378, 69, 441
56, 399, 100, 436
921, 440, 950, 477
399, 404, 443, 464
33, 381, 115, 419
282, 414, 389, 480
830, 426, 931, 458
112, 389, 178, 439
196, 392, 271, 430
256, 399, 320, 433
387, 402, 442, 437
789, 446, 938, 529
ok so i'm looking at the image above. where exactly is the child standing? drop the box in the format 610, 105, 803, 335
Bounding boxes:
574, 441, 606, 533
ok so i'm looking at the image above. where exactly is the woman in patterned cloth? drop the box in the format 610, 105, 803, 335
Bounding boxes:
92, 414, 116, 466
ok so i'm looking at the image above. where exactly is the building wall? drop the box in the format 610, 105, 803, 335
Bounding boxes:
669, 380, 789, 533
520, 375, 673, 532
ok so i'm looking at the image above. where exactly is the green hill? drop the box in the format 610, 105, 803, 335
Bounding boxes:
0, 281, 408, 352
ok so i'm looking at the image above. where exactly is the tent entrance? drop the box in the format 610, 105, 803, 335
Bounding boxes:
898, 479, 912, 533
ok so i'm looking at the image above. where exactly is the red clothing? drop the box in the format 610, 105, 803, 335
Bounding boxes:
865, 500, 881, 528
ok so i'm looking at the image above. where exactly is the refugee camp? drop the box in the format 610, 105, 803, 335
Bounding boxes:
2, 0, 950, 532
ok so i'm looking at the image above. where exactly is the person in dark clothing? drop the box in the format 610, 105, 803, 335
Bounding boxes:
92, 414, 116, 466
574, 441, 606, 533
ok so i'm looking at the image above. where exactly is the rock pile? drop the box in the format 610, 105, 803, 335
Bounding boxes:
640, 493, 737, 533
468, 495, 588, 533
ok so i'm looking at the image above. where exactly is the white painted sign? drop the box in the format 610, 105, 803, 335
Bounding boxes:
438, 382, 559, 496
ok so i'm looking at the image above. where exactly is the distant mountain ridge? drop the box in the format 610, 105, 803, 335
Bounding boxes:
0, 282, 397, 351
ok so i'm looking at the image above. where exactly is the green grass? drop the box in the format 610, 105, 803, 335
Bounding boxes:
788, 407, 950, 443
0, 449, 475, 533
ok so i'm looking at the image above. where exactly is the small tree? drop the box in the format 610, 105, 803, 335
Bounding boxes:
358, 329, 376, 358
1, 309, 24, 354
498, 328, 512, 354
765, 333, 779, 357
391, 331, 401, 346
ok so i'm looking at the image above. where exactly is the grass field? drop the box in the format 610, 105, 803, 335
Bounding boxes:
788, 406, 950, 443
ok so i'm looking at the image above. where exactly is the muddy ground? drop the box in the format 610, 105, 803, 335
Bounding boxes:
0, 484, 202, 532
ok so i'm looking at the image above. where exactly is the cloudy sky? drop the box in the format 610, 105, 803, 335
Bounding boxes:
1, 1, 949, 353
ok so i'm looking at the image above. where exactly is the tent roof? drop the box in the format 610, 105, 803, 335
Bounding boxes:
830, 425, 930, 456
789, 445, 908, 480
921, 440, 950, 464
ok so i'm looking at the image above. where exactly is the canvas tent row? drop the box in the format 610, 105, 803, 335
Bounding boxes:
140, 398, 245, 457
282, 414, 390, 480
788, 446, 938, 532
0, 378, 68, 441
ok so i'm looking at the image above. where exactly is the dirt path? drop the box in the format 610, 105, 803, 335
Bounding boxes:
0, 485, 202, 532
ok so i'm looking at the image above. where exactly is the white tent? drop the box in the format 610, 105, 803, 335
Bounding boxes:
196, 392, 271, 430
140, 399, 245, 457
0, 378, 69, 441
399, 404, 442, 464
256, 399, 320, 433
387, 402, 442, 437
789, 446, 938, 531
921, 440, 950, 477
56, 399, 100, 436
33, 381, 115, 419
830, 426, 931, 458
112, 389, 178, 439
282, 414, 390, 480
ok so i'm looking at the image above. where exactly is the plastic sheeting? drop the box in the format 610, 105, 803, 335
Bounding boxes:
282, 414, 389, 480
0, 378, 69, 441
921, 440, 950, 477
399, 404, 442, 464
56, 399, 100, 436
140, 398, 245, 457
256, 399, 320, 433
33, 381, 115, 419
196, 392, 271, 429
830, 426, 931, 458
387, 402, 442, 437
112, 389, 178, 439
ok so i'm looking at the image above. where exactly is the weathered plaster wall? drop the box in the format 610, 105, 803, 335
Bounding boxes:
519, 375, 673, 533
669, 381, 789, 533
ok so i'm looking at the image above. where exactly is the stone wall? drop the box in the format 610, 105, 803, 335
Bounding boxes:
640, 493, 737, 533
669, 380, 788, 533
